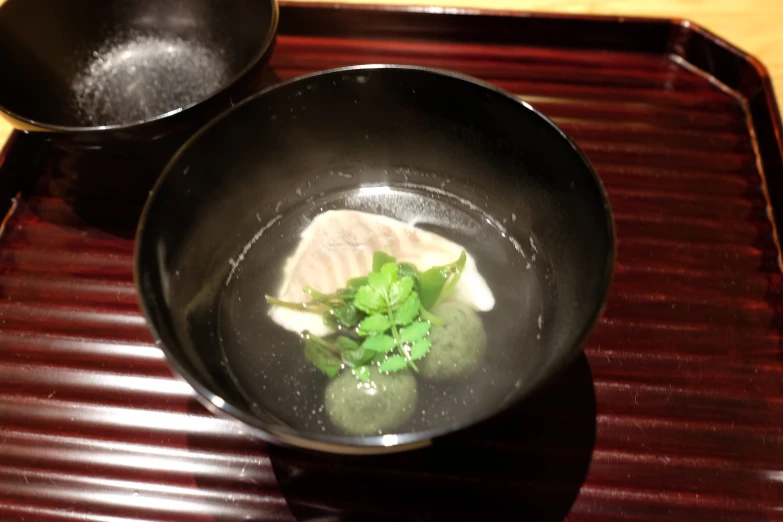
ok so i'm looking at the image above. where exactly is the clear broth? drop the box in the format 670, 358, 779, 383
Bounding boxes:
218, 184, 545, 437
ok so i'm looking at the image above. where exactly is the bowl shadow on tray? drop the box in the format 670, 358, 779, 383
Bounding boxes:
43, 144, 178, 238
267, 352, 597, 522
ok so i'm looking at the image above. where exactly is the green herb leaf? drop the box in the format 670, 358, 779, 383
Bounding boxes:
396, 262, 419, 279
368, 271, 392, 293
343, 348, 375, 366
303, 286, 355, 304
294, 251, 468, 379
303, 286, 329, 299
335, 337, 375, 367
331, 302, 360, 327
346, 276, 368, 290
265, 295, 327, 314
323, 314, 339, 329
379, 355, 408, 373
380, 262, 399, 282
440, 251, 467, 301
409, 339, 431, 361
332, 288, 357, 300
354, 365, 371, 382
354, 285, 385, 314
388, 275, 415, 308
397, 262, 420, 292
358, 314, 392, 335
418, 304, 442, 326
322, 364, 341, 378
419, 251, 467, 309
400, 321, 431, 343
335, 336, 360, 352
303, 335, 342, 377
395, 292, 420, 325
361, 334, 396, 353
419, 268, 448, 310
373, 251, 396, 272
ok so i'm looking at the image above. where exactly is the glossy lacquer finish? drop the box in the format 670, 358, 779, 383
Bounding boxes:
0, 0, 278, 146
1, 3, 782, 521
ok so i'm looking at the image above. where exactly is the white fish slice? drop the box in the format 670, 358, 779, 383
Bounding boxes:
269, 210, 495, 335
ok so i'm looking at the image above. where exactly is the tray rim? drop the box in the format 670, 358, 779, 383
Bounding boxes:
280, 1, 772, 63
0, 5, 782, 519
275, 4, 782, 136
277, 2, 782, 127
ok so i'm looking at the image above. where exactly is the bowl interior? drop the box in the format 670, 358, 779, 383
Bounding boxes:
136, 66, 614, 452
0, 0, 274, 128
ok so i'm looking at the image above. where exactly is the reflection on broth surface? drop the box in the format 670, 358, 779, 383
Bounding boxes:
219, 184, 544, 437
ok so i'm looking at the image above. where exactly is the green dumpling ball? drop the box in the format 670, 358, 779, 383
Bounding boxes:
325, 366, 417, 435
419, 301, 487, 381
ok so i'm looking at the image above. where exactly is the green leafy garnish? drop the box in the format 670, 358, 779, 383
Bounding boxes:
388, 276, 415, 307
368, 271, 393, 292
378, 355, 408, 373
346, 277, 368, 290
395, 292, 421, 325
418, 303, 443, 326
409, 339, 431, 361
354, 285, 385, 314
400, 321, 431, 343
396, 262, 420, 284
335, 336, 360, 351
380, 262, 399, 281
354, 365, 372, 382
361, 334, 396, 353
343, 347, 375, 366
359, 314, 392, 335
331, 302, 359, 327
373, 252, 397, 272
303, 332, 342, 377
266, 249, 468, 380
419, 251, 467, 310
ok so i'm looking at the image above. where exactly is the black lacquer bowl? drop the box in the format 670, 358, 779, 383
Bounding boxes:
135, 65, 615, 454
0, 0, 278, 146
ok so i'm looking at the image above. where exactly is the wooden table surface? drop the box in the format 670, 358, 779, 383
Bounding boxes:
1, 0, 782, 149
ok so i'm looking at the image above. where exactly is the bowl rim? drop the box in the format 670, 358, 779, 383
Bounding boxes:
0, 0, 279, 133
134, 63, 617, 454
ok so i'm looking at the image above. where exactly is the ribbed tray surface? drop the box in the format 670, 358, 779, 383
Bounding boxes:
1, 25, 782, 522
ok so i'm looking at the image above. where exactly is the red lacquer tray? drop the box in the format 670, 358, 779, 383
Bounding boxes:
1, 4, 783, 521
